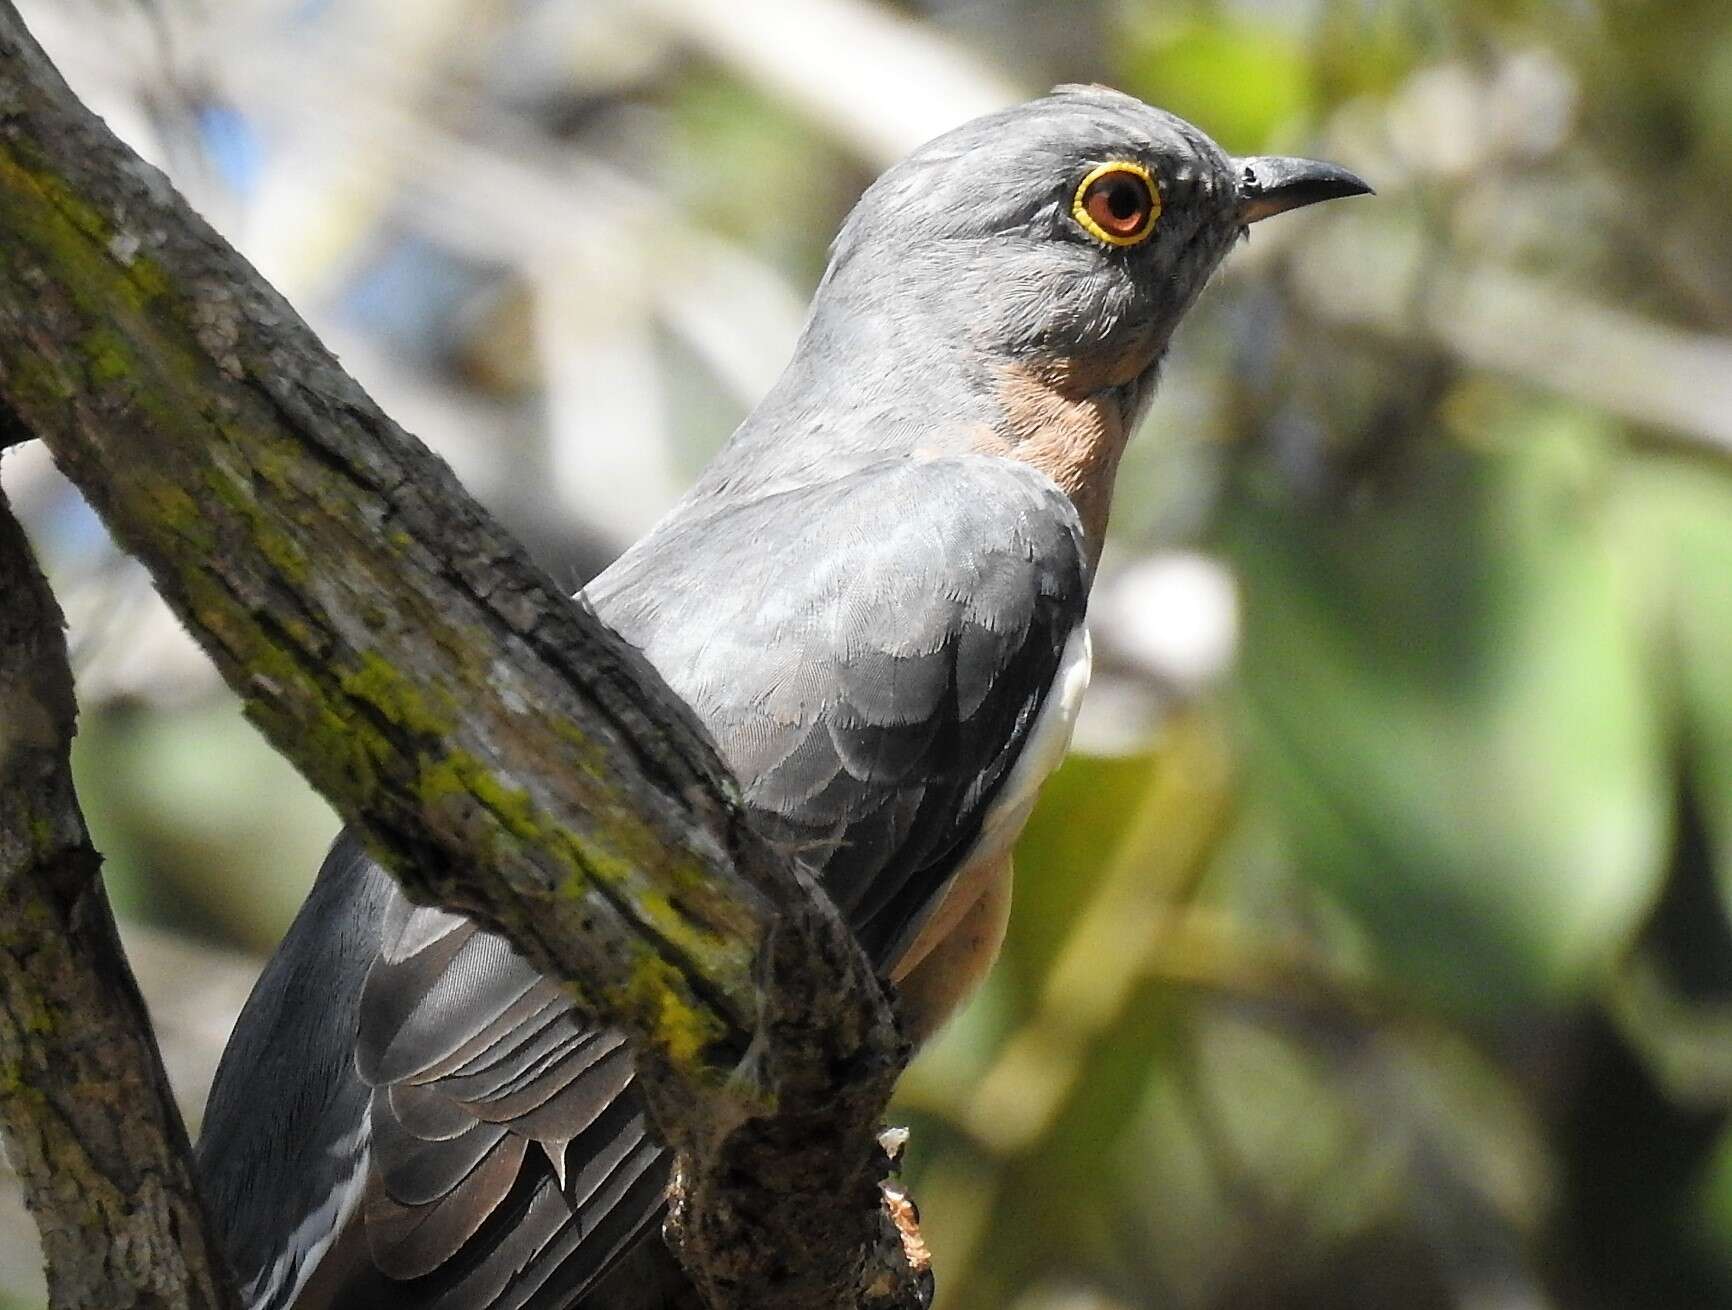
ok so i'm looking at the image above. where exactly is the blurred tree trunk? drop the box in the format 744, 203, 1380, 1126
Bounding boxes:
0, 4, 924, 1308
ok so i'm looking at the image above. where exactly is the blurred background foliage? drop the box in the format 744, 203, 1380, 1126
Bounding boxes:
3, 0, 1732, 1306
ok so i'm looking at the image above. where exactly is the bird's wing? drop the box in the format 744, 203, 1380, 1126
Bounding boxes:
347, 900, 668, 1310
212, 455, 1087, 1309
198, 831, 393, 1310
592, 453, 1091, 965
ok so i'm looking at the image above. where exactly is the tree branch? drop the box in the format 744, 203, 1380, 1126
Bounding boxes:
0, 5, 923, 1306
0, 476, 239, 1309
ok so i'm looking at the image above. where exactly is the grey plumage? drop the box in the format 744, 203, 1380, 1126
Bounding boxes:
594, 455, 1087, 961
198, 833, 388, 1309
681, 89, 1243, 507
197, 84, 1368, 1310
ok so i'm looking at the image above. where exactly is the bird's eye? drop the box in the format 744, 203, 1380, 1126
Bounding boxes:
1071, 162, 1160, 247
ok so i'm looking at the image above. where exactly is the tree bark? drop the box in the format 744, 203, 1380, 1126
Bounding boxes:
0, 4, 924, 1307
0, 477, 239, 1310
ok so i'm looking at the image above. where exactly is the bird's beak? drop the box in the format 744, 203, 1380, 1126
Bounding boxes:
1235, 156, 1373, 225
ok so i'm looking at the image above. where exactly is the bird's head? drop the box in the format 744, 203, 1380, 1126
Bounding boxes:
710, 86, 1368, 536
820, 83, 1369, 382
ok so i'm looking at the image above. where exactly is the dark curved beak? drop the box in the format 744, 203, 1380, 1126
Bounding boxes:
1235, 156, 1373, 225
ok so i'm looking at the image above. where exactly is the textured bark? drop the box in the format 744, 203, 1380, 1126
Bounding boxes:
0, 4, 925, 1308
0, 479, 240, 1310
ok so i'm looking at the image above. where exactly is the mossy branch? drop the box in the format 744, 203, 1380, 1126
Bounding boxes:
0, 480, 239, 1310
0, 5, 922, 1307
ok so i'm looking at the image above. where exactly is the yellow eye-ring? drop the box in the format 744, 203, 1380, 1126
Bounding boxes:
1071, 161, 1160, 247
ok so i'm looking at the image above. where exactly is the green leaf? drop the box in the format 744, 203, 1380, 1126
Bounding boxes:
1611, 456, 1732, 923
1219, 411, 1669, 1011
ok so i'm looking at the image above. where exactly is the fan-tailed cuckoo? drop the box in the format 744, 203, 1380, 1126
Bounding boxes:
198, 85, 1368, 1309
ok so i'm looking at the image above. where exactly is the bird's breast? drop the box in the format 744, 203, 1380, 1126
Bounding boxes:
973, 351, 1150, 558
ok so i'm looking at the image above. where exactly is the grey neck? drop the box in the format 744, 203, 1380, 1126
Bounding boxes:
684, 242, 1013, 505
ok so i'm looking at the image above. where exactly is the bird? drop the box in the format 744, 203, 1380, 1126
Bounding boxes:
196, 84, 1369, 1310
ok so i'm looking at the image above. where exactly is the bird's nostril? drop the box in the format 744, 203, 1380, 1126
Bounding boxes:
1235, 155, 1372, 224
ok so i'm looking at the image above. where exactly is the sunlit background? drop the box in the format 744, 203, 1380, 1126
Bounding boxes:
5, 1, 1732, 1306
